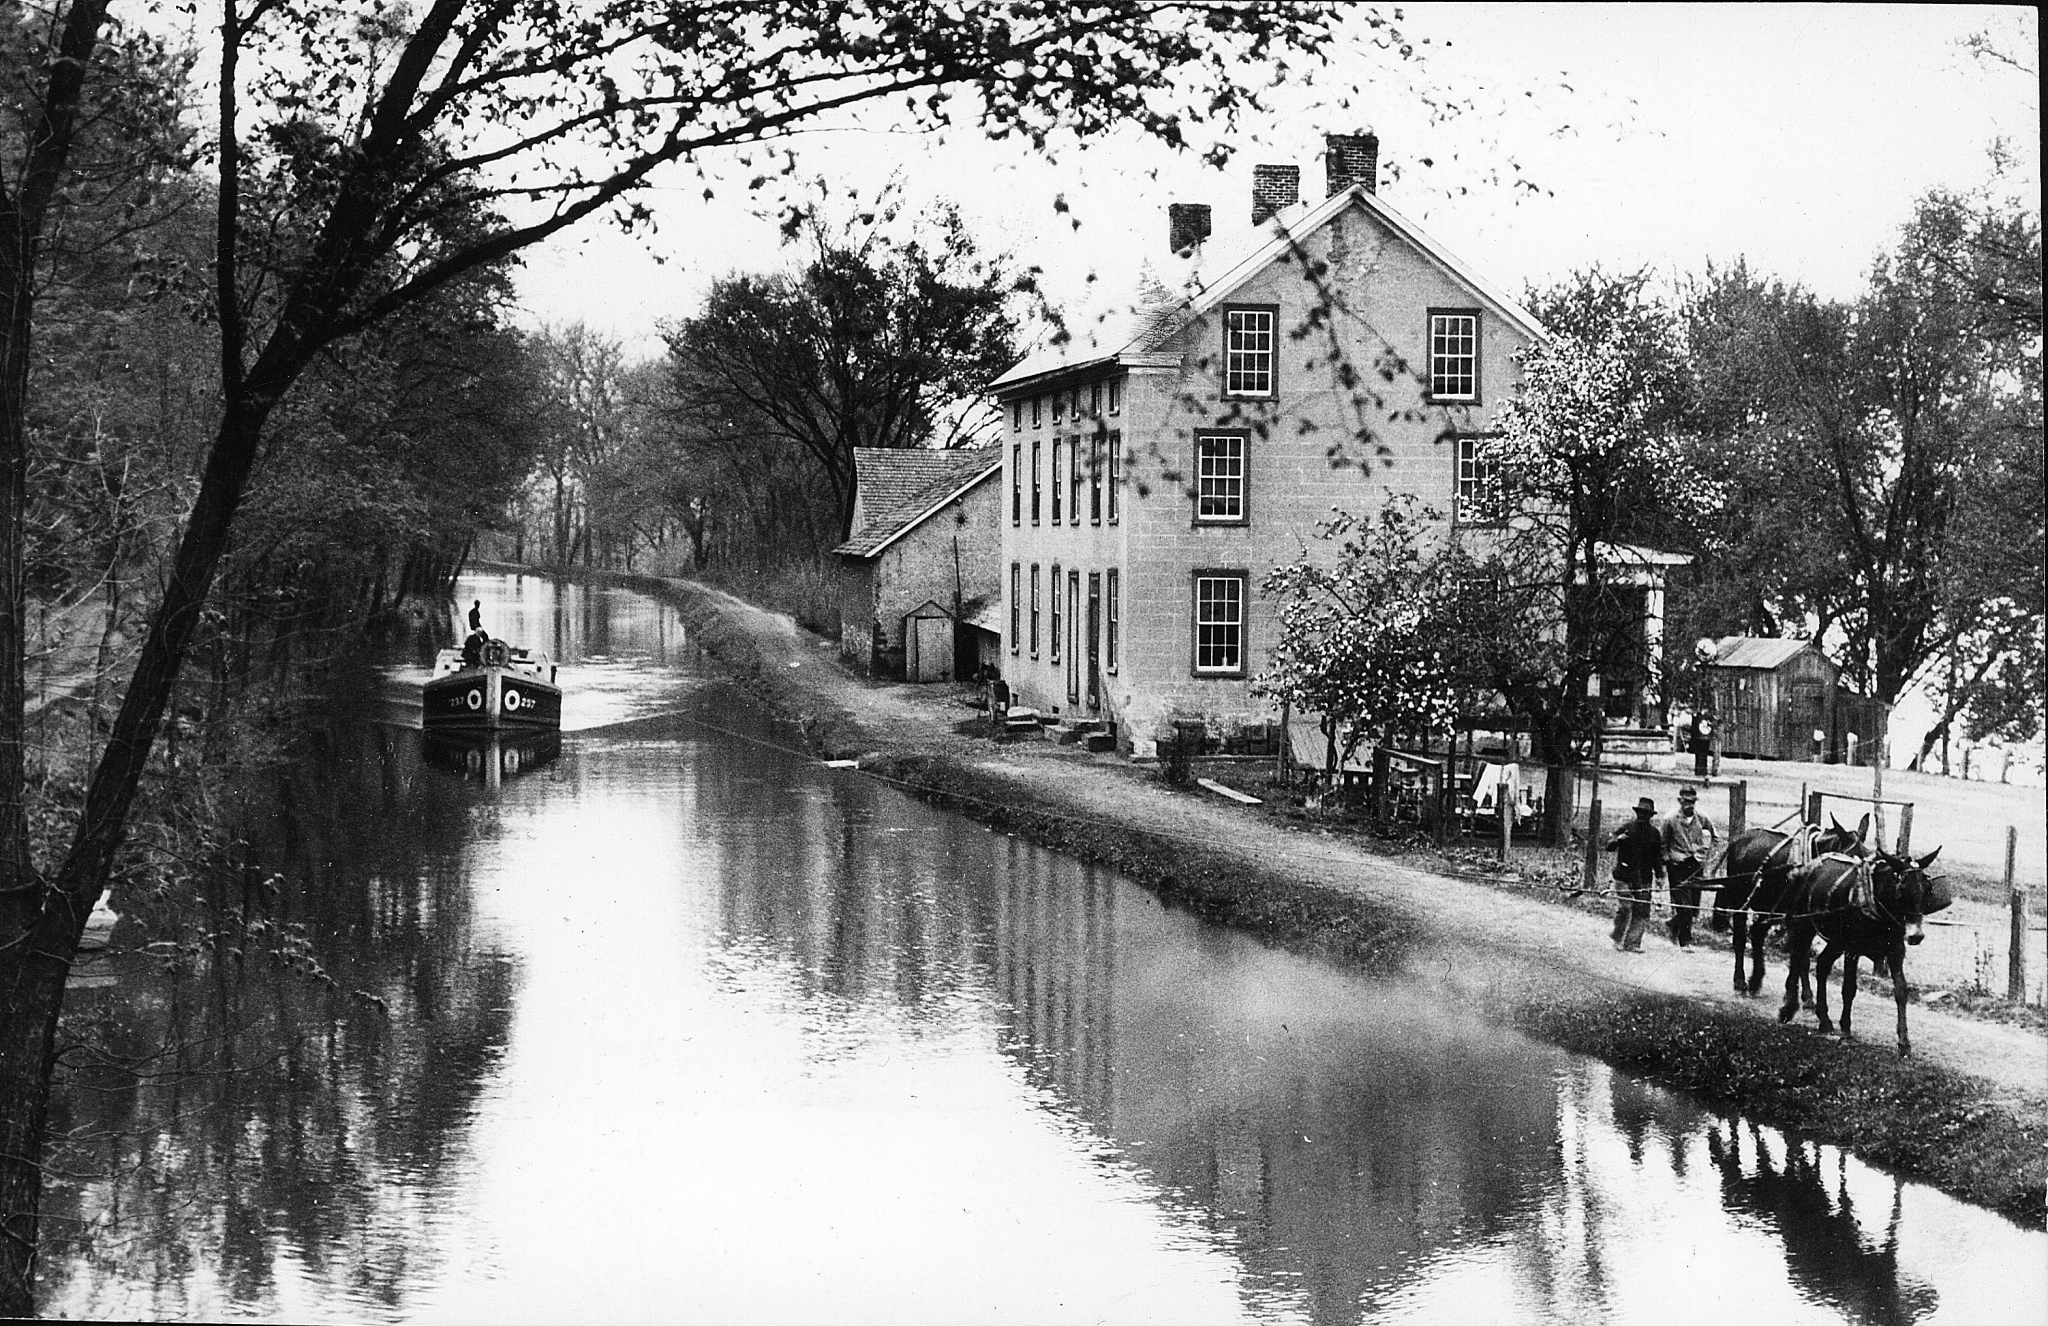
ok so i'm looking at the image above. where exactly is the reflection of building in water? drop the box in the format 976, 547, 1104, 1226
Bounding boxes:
979, 837, 1564, 1326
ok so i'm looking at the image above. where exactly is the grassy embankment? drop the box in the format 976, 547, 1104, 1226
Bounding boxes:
598, 567, 2048, 1229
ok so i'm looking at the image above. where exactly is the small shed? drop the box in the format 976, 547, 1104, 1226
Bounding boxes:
1698, 636, 1885, 763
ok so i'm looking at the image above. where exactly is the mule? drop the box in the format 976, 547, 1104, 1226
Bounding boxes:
1776, 847, 1948, 1056
1718, 815, 1868, 997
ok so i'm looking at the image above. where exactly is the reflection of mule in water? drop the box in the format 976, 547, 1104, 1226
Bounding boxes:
1717, 816, 1867, 997
1777, 846, 1948, 1056
1706, 1123, 1938, 1325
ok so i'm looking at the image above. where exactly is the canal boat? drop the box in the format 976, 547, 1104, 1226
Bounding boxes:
422, 637, 562, 733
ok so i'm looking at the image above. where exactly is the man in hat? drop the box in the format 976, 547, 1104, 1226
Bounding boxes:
1605, 796, 1666, 952
1660, 785, 1719, 949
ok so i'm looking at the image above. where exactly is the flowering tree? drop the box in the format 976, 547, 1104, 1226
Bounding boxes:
1257, 499, 1463, 778
1469, 274, 1726, 772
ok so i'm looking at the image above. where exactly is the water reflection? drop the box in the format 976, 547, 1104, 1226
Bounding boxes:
36, 576, 2047, 1324
422, 731, 563, 789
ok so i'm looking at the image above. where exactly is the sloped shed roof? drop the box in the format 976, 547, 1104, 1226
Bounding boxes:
832, 447, 1001, 559
1706, 636, 1815, 670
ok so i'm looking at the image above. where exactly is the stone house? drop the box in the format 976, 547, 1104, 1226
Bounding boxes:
989, 132, 1569, 756
833, 446, 1004, 680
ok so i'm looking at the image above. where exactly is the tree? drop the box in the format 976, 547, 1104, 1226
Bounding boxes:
1472, 273, 1724, 764
1256, 499, 1463, 777
1678, 191, 2044, 763
3, 4, 1366, 1307
669, 202, 1020, 539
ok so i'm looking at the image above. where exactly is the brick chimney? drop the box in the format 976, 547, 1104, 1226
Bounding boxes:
1251, 164, 1300, 225
1167, 203, 1212, 254
1325, 132, 1379, 196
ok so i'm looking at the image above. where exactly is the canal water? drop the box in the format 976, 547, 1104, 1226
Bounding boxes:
37, 575, 2046, 1324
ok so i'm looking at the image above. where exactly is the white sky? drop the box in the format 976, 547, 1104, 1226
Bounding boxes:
511, 3, 2040, 358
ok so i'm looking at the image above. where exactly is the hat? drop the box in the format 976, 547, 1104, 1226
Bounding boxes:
1678, 786, 1699, 801
1635, 797, 1657, 814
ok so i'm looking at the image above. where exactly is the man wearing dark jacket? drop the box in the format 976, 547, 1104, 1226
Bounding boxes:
1607, 797, 1666, 952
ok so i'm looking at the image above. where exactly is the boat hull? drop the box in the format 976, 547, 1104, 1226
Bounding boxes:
423, 666, 562, 733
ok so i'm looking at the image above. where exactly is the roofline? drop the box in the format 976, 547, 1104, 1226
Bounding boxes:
1181, 186, 1548, 344
841, 459, 1002, 560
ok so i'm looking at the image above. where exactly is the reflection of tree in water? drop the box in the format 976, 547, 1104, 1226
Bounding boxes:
40, 721, 517, 1318
1707, 1123, 1939, 1326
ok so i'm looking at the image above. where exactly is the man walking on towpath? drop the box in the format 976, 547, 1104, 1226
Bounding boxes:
1607, 797, 1666, 952
1661, 785, 1718, 949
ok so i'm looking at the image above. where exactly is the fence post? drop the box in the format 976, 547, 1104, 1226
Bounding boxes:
1499, 776, 1512, 863
1896, 802, 1914, 856
1729, 780, 1747, 838
2007, 826, 2025, 1002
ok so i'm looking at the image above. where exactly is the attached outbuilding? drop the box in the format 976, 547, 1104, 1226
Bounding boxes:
834, 447, 1004, 681
1697, 635, 1887, 763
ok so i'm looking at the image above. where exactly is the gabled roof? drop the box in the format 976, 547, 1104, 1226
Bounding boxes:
989, 184, 1548, 393
832, 447, 1001, 559
1706, 636, 1816, 670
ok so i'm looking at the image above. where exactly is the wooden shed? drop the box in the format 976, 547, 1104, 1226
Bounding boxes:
1698, 636, 1886, 763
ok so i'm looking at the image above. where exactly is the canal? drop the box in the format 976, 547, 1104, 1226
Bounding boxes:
37, 574, 2046, 1323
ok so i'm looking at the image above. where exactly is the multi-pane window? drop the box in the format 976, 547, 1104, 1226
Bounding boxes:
1108, 379, 1121, 415
1051, 441, 1063, 524
1031, 396, 1042, 427
1224, 307, 1276, 397
1029, 564, 1041, 656
1194, 573, 1247, 675
1030, 440, 1041, 524
1068, 438, 1081, 524
1089, 436, 1103, 523
1011, 399, 1022, 430
1009, 563, 1020, 654
1050, 565, 1062, 663
1454, 433, 1499, 522
1107, 431, 1122, 523
1052, 392, 1063, 424
1011, 445, 1021, 525
1429, 311, 1480, 401
1106, 570, 1120, 673
1090, 383, 1101, 417
1195, 433, 1247, 523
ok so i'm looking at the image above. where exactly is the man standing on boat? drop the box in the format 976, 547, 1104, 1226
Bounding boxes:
468, 599, 484, 633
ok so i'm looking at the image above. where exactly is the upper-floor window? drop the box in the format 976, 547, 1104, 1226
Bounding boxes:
1429, 310, 1480, 402
1107, 431, 1122, 523
1453, 432, 1500, 523
1195, 432, 1248, 524
1223, 307, 1276, 398
1067, 437, 1081, 524
1088, 436, 1103, 523
1193, 572, 1248, 676
1050, 440, 1064, 524
1031, 396, 1042, 427
1011, 444, 1021, 525
1089, 383, 1102, 417
1051, 392, 1064, 424
1108, 378, 1121, 415
1011, 399, 1023, 430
